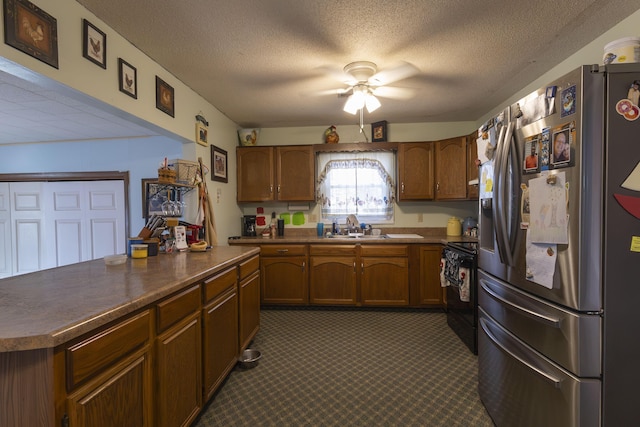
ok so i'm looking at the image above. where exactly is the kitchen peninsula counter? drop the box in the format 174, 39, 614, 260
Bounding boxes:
0, 246, 259, 352
0, 245, 260, 427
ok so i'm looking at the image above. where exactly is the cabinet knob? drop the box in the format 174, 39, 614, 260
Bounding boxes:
302, 261, 305, 272
270, 185, 273, 194
401, 183, 405, 193
276, 249, 289, 253
277, 185, 281, 194
436, 182, 440, 191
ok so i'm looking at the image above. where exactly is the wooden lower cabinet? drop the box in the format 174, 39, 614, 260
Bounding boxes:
155, 285, 202, 427
360, 245, 409, 306
309, 245, 357, 305
260, 245, 308, 304
58, 310, 154, 427
239, 269, 261, 351
202, 267, 238, 401
417, 245, 445, 306
66, 348, 152, 427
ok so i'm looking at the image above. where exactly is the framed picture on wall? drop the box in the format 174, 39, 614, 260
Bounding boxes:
371, 120, 388, 142
142, 178, 178, 219
155, 76, 175, 117
196, 122, 208, 146
118, 58, 137, 98
211, 145, 228, 183
3, 0, 59, 68
82, 19, 106, 69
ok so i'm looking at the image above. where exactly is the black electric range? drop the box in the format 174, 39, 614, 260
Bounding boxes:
443, 241, 478, 354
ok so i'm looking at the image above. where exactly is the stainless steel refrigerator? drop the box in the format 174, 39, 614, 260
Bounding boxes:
477, 64, 640, 426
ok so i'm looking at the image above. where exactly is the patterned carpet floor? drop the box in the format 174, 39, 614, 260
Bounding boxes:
193, 308, 494, 426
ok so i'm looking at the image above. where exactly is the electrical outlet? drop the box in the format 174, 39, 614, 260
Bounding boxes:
417, 213, 423, 223
309, 214, 317, 222
216, 188, 221, 203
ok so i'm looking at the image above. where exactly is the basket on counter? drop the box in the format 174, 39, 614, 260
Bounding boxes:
158, 167, 176, 184
169, 159, 199, 185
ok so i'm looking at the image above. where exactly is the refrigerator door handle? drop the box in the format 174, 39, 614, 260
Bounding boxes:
494, 122, 513, 265
492, 124, 507, 262
504, 124, 521, 261
480, 279, 562, 328
480, 317, 563, 388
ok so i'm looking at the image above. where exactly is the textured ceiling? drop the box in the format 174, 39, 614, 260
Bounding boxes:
74, 0, 640, 128
1, 1, 639, 146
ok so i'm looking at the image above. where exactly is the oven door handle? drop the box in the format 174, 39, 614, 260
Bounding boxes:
480, 317, 563, 388
480, 279, 562, 328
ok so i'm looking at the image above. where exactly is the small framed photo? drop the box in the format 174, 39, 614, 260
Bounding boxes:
196, 122, 208, 146
82, 19, 106, 69
118, 58, 137, 99
371, 120, 388, 142
3, 0, 58, 69
211, 145, 228, 183
156, 76, 174, 117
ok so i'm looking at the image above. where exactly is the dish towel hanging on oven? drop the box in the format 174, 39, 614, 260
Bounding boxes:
459, 267, 470, 302
440, 258, 448, 287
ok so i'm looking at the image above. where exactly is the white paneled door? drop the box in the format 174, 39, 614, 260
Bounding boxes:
1, 180, 126, 278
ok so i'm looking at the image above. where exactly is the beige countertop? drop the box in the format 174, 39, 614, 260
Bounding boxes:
229, 227, 477, 245
0, 246, 259, 352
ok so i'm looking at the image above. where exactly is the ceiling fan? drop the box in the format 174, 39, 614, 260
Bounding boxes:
320, 61, 420, 114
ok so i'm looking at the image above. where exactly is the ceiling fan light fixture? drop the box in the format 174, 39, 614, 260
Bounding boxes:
365, 94, 381, 113
343, 94, 361, 114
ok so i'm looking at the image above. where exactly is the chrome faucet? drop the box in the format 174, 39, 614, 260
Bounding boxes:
346, 214, 359, 232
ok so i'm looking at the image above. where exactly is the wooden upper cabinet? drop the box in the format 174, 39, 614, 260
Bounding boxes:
435, 136, 467, 200
276, 146, 315, 201
237, 146, 274, 202
397, 142, 434, 201
466, 132, 479, 200
237, 145, 314, 202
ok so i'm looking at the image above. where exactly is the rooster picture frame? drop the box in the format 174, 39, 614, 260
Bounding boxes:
118, 58, 137, 99
3, 0, 58, 69
156, 76, 175, 117
82, 19, 106, 69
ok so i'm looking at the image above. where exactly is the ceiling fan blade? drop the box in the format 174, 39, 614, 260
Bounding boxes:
316, 65, 358, 85
371, 86, 415, 100
368, 62, 419, 86
302, 87, 353, 97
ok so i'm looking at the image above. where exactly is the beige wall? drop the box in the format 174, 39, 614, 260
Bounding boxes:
2, 2, 640, 239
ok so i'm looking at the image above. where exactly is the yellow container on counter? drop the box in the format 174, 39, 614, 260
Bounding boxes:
131, 244, 148, 258
447, 217, 462, 236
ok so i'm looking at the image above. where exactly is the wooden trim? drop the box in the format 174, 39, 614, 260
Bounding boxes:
313, 141, 398, 153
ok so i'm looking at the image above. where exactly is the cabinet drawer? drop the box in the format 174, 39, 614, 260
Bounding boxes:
239, 255, 260, 280
360, 245, 408, 257
157, 285, 201, 334
310, 245, 356, 256
66, 309, 151, 390
260, 244, 307, 256
204, 267, 236, 303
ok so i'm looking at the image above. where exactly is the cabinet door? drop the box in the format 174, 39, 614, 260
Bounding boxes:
237, 146, 274, 202
202, 286, 238, 400
435, 137, 468, 200
397, 142, 434, 200
360, 257, 409, 306
156, 313, 202, 427
276, 146, 315, 201
418, 245, 444, 306
239, 270, 261, 351
67, 349, 153, 427
467, 133, 479, 199
261, 256, 308, 304
309, 256, 357, 305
